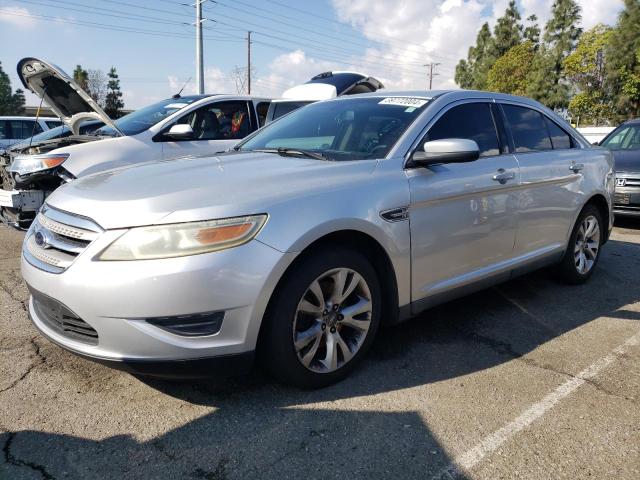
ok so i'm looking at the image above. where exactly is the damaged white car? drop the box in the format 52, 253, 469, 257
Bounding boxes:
0, 57, 271, 228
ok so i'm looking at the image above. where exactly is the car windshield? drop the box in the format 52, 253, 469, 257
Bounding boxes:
10, 121, 105, 148
600, 124, 640, 150
239, 96, 430, 161
95, 96, 203, 136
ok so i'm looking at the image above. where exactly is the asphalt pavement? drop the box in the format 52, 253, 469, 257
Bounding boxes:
1, 221, 639, 479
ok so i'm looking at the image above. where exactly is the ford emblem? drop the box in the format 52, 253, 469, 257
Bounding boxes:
34, 230, 49, 249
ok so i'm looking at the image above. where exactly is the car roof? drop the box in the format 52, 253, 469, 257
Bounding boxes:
327, 89, 556, 111
168, 94, 271, 102
0, 116, 60, 121
620, 118, 640, 126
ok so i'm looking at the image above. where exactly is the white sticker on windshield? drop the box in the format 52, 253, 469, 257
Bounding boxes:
379, 97, 429, 108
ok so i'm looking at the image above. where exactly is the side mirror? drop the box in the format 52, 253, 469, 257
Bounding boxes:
165, 124, 194, 140
411, 139, 480, 166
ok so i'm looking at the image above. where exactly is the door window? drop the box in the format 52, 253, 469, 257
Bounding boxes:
256, 102, 270, 127
0, 120, 7, 139
425, 103, 501, 157
502, 104, 552, 152
175, 101, 252, 140
9, 120, 43, 139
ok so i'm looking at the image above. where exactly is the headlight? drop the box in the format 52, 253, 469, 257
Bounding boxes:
97, 215, 267, 261
8, 153, 69, 176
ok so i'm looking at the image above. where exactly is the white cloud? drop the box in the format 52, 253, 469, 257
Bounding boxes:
328, 0, 625, 91
0, 6, 37, 28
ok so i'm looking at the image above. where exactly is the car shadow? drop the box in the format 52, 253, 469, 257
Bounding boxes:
3, 238, 640, 479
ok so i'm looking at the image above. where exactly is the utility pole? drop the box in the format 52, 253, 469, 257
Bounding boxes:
425, 62, 441, 90
195, 0, 205, 94
247, 31, 252, 95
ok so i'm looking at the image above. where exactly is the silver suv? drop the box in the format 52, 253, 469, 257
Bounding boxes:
21, 91, 614, 388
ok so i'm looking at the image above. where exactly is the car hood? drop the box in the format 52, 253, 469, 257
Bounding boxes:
45, 152, 377, 230
17, 57, 122, 136
609, 149, 640, 174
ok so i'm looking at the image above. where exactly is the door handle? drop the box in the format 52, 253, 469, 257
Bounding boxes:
492, 168, 515, 184
570, 162, 584, 173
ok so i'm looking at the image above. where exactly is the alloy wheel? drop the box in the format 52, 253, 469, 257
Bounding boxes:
293, 268, 372, 373
574, 214, 600, 275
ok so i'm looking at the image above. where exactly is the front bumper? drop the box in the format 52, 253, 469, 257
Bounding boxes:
23, 233, 292, 375
613, 186, 640, 217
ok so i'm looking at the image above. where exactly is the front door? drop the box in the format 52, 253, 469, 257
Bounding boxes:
161, 100, 253, 159
408, 101, 520, 306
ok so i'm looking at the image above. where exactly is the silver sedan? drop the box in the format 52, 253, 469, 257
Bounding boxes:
21, 91, 614, 388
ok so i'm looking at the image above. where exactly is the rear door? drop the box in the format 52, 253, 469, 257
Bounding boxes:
499, 102, 583, 257
408, 100, 520, 305
160, 100, 253, 159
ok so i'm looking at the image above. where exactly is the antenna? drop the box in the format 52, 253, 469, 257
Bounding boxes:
173, 77, 192, 99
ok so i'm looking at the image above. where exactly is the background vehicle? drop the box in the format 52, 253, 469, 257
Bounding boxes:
599, 118, 640, 216
265, 71, 383, 124
22, 91, 613, 388
0, 116, 62, 149
0, 57, 271, 228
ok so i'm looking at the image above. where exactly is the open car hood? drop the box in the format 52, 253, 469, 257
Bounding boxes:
17, 57, 123, 136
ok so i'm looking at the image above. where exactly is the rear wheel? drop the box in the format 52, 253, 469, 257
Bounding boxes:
557, 204, 603, 284
260, 247, 381, 388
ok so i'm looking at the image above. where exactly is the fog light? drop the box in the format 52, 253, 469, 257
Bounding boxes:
145, 311, 224, 336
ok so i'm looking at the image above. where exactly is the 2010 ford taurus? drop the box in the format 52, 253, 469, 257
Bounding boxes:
21, 91, 614, 388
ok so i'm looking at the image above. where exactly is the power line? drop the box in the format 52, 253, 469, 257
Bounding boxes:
211, 0, 431, 68
425, 62, 441, 89
265, 0, 460, 62
1, 6, 243, 41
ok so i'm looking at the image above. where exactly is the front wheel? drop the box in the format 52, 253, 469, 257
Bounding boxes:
557, 204, 604, 284
260, 247, 381, 388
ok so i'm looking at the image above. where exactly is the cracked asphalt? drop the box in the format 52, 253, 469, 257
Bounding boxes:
1, 221, 639, 480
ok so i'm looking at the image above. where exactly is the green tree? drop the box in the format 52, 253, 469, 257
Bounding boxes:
523, 14, 541, 46
73, 65, 89, 94
455, 22, 495, 89
606, 0, 640, 120
104, 67, 124, 118
487, 41, 537, 96
491, 0, 523, 58
564, 24, 613, 124
0, 61, 26, 115
528, 0, 582, 109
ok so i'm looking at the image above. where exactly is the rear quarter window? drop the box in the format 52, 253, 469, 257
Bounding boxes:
544, 117, 573, 149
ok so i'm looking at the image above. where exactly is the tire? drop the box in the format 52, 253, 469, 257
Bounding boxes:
259, 247, 381, 388
557, 204, 604, 284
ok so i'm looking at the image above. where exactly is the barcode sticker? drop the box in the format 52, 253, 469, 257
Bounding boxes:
379, 97, 429, 107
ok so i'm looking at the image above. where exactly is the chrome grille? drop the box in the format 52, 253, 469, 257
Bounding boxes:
617, 177, 640, 187
24, 206, 102, 273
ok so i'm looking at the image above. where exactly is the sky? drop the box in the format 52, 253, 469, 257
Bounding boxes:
0, 0, 626, 109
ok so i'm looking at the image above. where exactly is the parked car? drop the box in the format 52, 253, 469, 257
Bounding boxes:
22, 91, 613, 388
0, 57, 271, 228
5, 120, 105, 154
597, 118, 640, 216
265, 71, 383, 124
0, 116, 62, 149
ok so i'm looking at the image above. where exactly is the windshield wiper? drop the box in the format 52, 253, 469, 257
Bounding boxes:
253, 147, 329, 161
